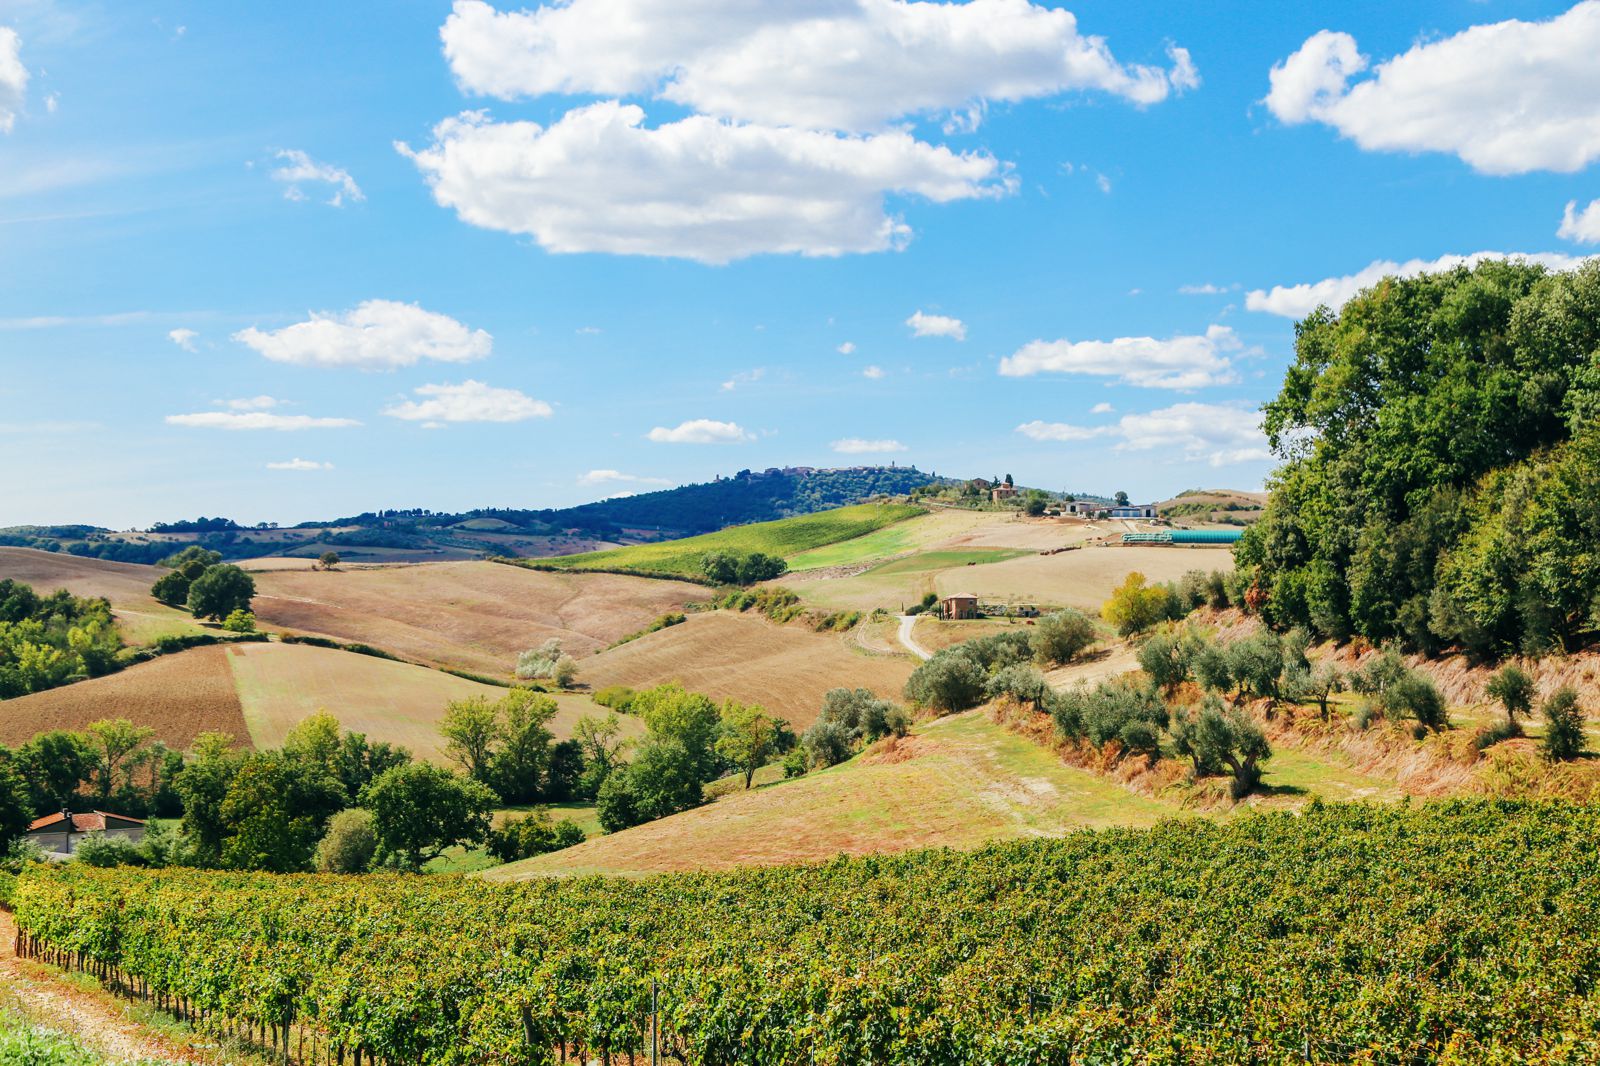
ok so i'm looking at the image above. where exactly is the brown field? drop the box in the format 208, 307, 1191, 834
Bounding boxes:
0, 547, 203, 644
580, 611, 914, 728
0, 646, 247, 749
488, 710, 1179, 879
933, 544, 1235, 611
226, 642, 641, 763
250, 561, 705, 678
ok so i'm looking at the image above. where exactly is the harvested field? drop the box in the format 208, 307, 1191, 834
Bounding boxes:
491, 711, 1179, 878
251, 561, 704, 678
935, 545, 1235, 611
225, 642, 640, 763
783, 548, 1032, 612
580, 611, 914, 728
0, 646, 247, 750
0, 546, 202, 645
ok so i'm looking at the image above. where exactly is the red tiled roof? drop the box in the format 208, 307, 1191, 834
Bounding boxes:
26, 810, 146, 833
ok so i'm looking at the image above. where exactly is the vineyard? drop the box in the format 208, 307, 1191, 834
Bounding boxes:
12, 801, 1600, 1064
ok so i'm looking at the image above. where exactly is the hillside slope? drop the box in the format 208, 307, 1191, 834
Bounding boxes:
489, 710, 1179, 878
579, 611, 913, 728
0, 547, 202, 644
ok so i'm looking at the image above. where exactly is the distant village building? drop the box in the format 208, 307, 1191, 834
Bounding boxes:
940, 593, 980, 620
1066, 501, 1159, 519
991, 484, 1018, 502
25, 809, 146, 859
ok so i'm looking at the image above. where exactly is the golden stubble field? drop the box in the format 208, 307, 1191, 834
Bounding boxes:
250, 561, 705, 677
580, 611, 915, 729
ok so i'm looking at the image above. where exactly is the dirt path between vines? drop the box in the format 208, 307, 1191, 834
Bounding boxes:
0, 908, 212, 1063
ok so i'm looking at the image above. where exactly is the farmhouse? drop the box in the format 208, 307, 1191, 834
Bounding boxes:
1065, 501, 1159, 519
25, 809, 146, 858
940, 593, 980, 620
991, 484, 1018, 502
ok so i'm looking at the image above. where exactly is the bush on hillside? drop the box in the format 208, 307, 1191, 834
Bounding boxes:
314, 808, 378, 874
1032, 609, 1095, 666
1542, 687, 1587, 761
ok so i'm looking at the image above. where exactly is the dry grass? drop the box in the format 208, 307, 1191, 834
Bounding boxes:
0, 547, 202, 645
487, 710, 1179, 879
934, 545, 1235, 611
0, 646, 247, 750
580, 610, 914, 728
226, 642, 641, 763
251, 561, 704, 678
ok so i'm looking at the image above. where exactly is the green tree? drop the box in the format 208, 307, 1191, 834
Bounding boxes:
16, 730, 95, 810
1485, 665, 1536, 732
1382, 673, 1450, 733
1137, 631, 1192, 694
572, 713, 627, 797
903, 652, 987, 713
1541, 686, 1587, 761
186, 564, 255, 621
360, 763, 495, 870
1114, 491, 1130, 506
219, 754, 345, 873
1283, 661, 1346, 719
1101, 572, 1169, 637
1032, 609, 1095, 666
282, 711, 343, 777
333, 732, 411, 804
1170, 697, 1273, 798
173, 732, 244, 865
84, 719, 155, 804
222, 609, 256, 633
595, 770, 642, 832
439, 696, 504, 783
314, 808, 378, 873
318, 551, 341, 571
0, 757, 34, 849
492, 690, 558, 803
150, 569, 192, 607
716, 702, 780, 790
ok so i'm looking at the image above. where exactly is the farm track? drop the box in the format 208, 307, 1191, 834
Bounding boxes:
897, 615, 933, 660
0, 908, 203, 1063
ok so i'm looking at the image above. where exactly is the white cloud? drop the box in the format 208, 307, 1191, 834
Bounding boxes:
646, 418, 752, 444
399, 104, 1013, 264
862, 365, 886, 379
168, 327, 199, 352
440, 0, 1198, 133
576, 326, 602, 334
383, 380, 552, 423
1178, 283, 1233, 295
223, 396, 278, 411
1018, 402, 1269, 466
578, 469, 671, 487
166, 411, 360, 431
999, 324, 1241, 389
234, 299, 492, 370
271, 149, 365, 207
837, 341, 856, 355
0, 28, 26, 135
720, 368, 764, 391
266, 458, 333, 471
1090, 402, 1114, 414
906, 310, 966, 340
1559, 200, 1600, 244
832, 437, 906, 454
1264, 6, 1600, 175
1246, 251, 1596, 318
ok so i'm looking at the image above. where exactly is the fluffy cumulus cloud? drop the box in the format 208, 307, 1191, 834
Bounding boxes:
1017, 402, 1269, 466
1559, 200, 1600, 244
1264, 5, 1600, 175
832, 437, 907, 454
999, 324, 1241, 389
1246, 251, 1596, 318
440, 0, 1198, 132
234, 300, 492, 370
383, 380, 552, 423
646, 418, 752, 444
270, 149, 365, 206
906, 310, 966, 340
399, 105, 1012, 264
837, 341, 856, 355
167, 328, 199, 352
578, 469, 670, 486
266, 458, 333, 471
0, 27, 26, 134
166, 411, 360, 431
862, 365, 886, 379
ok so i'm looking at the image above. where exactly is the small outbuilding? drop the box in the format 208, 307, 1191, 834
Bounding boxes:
25, 809, 147, 858
940, 593, 980, 620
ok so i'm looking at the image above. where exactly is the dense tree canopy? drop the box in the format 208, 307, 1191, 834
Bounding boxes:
1238, 260, 1600, 656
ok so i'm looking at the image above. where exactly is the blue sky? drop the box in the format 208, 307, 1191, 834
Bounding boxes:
2, 0, 1597, 528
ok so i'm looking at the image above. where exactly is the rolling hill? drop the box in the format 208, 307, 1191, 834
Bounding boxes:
0, 546, 205, 645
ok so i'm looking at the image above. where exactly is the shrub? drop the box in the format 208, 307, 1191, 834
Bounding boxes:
1541, 686, 1586, 761
781, 747, 808, 778
1137, 631, 1191, 693
517, 639, 576, 687
1032, 609, 1095, 666
1051, 679, 1167, 761
985, 664, 1050, 706
1227, 631, 1286, 701
1382, 673, 1450, 732
1282, 661, 1346, 719
487, 809, 585, 863
592, 686, 638, 713
903, 652, 988, 713
1486, 665, 1535, 728
595, 771, 643, 832
800, 719, 854, 770
73, 832, 147, 868
222, 609, 256, 634
314, 808, 378, 873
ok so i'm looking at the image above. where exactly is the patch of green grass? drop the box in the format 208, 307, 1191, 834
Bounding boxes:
786, 518, 936, 571
513, 504, 925, 579
864, 548, 1031, 577
424, 803, 602, 873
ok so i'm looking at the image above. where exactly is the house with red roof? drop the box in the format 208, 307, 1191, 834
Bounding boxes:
25, 808, 147, 858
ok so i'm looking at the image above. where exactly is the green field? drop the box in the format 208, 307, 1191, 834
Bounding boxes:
863, 547, 1031, 576
516, 503, 925, 579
